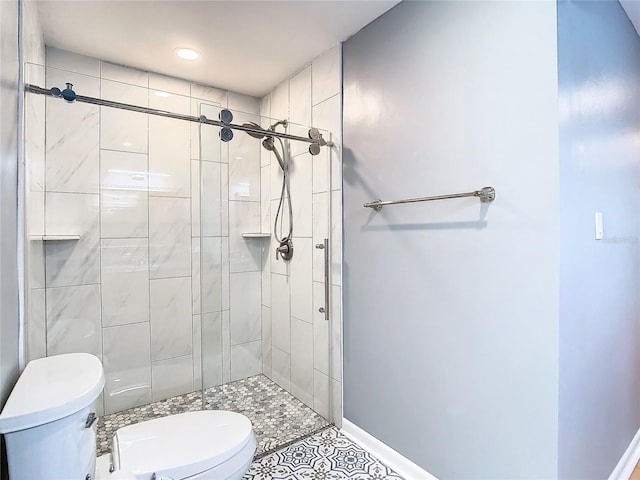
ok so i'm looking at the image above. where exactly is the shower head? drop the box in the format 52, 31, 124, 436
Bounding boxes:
242, 122, 269, 139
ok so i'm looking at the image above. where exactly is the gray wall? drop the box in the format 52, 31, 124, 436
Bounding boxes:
557, 1, 640, 478
342, 1, 560, 478
0, 0, 21, 405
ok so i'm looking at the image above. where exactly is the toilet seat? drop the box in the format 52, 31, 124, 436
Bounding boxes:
112, 410, 255, 480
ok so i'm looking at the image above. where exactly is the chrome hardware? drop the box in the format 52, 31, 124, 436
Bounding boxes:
320, 238, 329, 321
85, 412, 97, 428
364, 186, 496, 212
309, 143, 321, 156
219, 108, 233, 124
276, 239, 294, 261
25, 84, 331, 151
85, 474, 91, 480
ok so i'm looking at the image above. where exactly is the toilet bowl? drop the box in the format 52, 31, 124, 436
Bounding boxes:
0, 353, 256, 480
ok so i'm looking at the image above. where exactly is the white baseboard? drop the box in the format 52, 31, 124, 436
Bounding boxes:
610, 426, 640, 480
341, 418, 438, 480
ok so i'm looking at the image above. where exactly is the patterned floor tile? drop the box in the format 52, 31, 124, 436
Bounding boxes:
96, 374, 330, 457
244, 427, 404, 480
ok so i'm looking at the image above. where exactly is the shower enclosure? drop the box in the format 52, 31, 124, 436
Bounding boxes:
23, 54, 336, 456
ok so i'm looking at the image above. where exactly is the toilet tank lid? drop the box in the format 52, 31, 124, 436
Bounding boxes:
0, 353, 104, 433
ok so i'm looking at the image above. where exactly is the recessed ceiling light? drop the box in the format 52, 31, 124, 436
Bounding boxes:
176, 48, 199, 60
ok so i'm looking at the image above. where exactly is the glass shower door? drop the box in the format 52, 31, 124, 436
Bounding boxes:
198, 105, 333, 454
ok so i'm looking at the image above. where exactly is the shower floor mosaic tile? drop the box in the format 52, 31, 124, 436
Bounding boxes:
96, 374, 330, 457
244, 427, 404, 480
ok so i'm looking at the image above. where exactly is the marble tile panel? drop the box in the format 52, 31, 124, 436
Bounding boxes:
228, 111, 261, 202
45, 97, 100, 194
260, 165, 271, 233
331, 284, 342, 383
311, 45, 341, 105
102, 322, 152, 414
330, 190, 342, 286
221, 163, 229, 236
261, 306, 272, 378
271, 273, 290, 354
201, 161, 222, 237
192, 314, 202, 389
312, 145, 330, 194
227, 92, 259, 115
270, 149, 284, 201
29, 237, 45, 289
228, 201, 261, 273
230, 340, 261, 382
100, 80, 148, 154
290, 238, 312, 324
311, 98, 341, 192
289, 67, 312, 158
313, 281, 329, 376
331, 379, 342, 427
46, 284, 102, 358
313, 370, 330, 419
149, 277, 192, 361
101, 62, 148, 87
191, 83, 227, 105
25, 92, 45, 192
222, 238, 230, 311
201, 236, 222, 314
100, 238, 149, 327
312, 192, 330, 284
27, 288, 46, 361
148, 115, 190, 197
100, 150, 149, 238
192, 237, 201, 315
45, 192, 100, 287
229, 272, 261, 345
260, 94, 271, 166
271, 346, 291, 391
270, 199, 290, 277
192, 102, 222, 163
149, 88, 190, 115
191, 160, 200, 237
261, 241, 272, 308
149, 73, 190, 97
222, 310, 231, 383
151, 354, 194, 401
290, 317, 314, 408
149, 197, 191, 279
290, 153, 313, 238
46, 47, 100, 77
271, 79, 289, 121
202, 311, 223, 389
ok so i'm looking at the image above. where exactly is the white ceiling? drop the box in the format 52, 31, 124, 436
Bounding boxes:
37, 0, 400, 97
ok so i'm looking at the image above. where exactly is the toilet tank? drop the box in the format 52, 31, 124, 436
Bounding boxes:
0, 353, 105, 480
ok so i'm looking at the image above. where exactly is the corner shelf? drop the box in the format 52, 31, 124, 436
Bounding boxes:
31, 235, 81, 241
241, 233, 271, 239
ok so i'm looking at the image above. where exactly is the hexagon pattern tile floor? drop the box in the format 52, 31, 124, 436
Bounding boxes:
244, 427, 404, 479
96, 374, 330, 457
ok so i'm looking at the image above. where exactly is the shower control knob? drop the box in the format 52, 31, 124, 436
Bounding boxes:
308, 128, 320, 140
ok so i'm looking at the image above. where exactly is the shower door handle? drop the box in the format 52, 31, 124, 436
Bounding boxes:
315, 239, 329, 321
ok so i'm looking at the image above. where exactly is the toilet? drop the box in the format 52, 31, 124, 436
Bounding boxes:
0, 353, 256, 480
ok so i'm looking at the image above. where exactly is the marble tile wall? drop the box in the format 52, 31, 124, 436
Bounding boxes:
260, 45, 343, 426
24, 47, 264, 415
